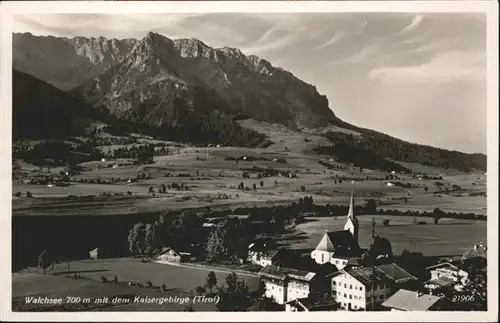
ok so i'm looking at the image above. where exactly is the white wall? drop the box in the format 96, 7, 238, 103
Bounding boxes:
286, 279, 311, 302
332, 273, 392, 311
264, 281, 287, 305
311, 250, 334, 264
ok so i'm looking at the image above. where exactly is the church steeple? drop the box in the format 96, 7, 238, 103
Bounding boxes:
344, 188, 359, 243
346, 188, 355, 220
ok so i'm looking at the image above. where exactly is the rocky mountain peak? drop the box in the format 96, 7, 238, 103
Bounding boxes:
174, 37, 216, 60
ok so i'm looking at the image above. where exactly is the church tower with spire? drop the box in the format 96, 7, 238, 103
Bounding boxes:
344, 189, 359, 243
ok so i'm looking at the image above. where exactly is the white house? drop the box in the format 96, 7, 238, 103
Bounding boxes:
260, 265, 316, 305
425, 262, 469, 292
154, 247, 191, 264
382, 289, 443, 311
89, 248, 99, 260
248, 247, 283, 267
329, 264, 416, 311
311, 190, 361, 268
329, 266, 392, 311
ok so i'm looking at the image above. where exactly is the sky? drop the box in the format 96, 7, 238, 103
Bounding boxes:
12, 13, 487, 153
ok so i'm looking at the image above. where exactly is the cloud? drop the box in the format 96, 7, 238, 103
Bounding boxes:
400, 15, 424, 34
313, 31, 346, 50
368, 51, 486, 83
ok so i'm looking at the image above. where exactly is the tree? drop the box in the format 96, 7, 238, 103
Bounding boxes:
364, 199, 377, 214
396, 249, 426, 279
144, 223, 157, 255
300, 185, 306, 192
383, 219, 390, 226
206, 271, 218, 295
148, 186, 154, 195
432, 208, 445, 225
369, 236, 393, 261
253, 183, 257, 190
424, 186, 429, 192
260, 181, 264, 188
216, 273, 250, 311
160, 184, 166, 193
26, 191, 33, 198
127, 222, 146, 254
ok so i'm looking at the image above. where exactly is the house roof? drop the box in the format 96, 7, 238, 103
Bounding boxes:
426, 262, 459, 271
315, 230, 356, 252
286, 297, 339, 311
382, 289, 442, 311
425, 277, 455, 288
342, 267, 391, 286
260, 265, 316, 282
377, 263, 417, 283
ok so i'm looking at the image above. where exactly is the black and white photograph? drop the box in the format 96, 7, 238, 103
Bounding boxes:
0, 1, 498, 321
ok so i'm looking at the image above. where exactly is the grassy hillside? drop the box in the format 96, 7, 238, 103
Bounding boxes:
320, 129, 486, 173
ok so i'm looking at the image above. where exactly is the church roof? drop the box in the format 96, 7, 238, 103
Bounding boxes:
315, 230, 356, 252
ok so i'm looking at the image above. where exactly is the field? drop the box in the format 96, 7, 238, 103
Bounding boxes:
12, 138, 487, 216
13, 258, 261, 311
291, 216, 486, 257
11, 124, 488, 311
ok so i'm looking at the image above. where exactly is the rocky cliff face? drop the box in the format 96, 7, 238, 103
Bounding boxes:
14, 32, 336, 129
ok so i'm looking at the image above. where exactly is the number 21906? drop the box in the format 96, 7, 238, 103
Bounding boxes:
452, 295, 475, 302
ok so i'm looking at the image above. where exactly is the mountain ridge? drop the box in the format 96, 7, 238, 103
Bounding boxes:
12, 32, 487, 172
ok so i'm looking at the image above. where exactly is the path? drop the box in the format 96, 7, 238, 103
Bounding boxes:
153, 260, 261, 278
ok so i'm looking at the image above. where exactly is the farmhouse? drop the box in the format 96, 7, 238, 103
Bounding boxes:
155, 247, 191, 264
311, 190, 361, 268
382, 289, 444, 311
259, 265, 316, 305
328, 263, 416, 311
424, 262, 469, 292
89, 248, 99, 260
248, 243, 284, 267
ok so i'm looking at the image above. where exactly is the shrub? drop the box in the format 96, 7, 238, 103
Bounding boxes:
145, 280, 153, 288
100, 276, 108, 283
161, 284, 167, 292
383, 219, 390, 226
195, 286, 206, 295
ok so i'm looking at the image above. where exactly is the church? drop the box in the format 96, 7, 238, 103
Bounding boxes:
310, 190, 362, 270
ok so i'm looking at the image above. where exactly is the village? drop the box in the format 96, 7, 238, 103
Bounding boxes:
16, 186, 486, 313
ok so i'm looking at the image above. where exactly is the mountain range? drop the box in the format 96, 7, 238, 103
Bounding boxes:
12, 32, 487, 172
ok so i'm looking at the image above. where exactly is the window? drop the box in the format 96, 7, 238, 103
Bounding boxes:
344, 284, 347, 288
332, 291, 337, 296
360, 286, 364, 291
272, 286, 274, 290
350, 285, 352, 289
332, 281, 336, 285
344, 293, 347, 298
336, 260, 339, 264
349, 295, 352, 299
354, 305, 357, 309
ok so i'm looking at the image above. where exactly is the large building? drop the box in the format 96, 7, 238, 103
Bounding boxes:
424, 262, 469, 293
311, 190, 361, 269
259, 265, 317, 305
329, 263, 417, 311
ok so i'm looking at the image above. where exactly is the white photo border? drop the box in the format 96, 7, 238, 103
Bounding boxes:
0, 1, 498, 322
